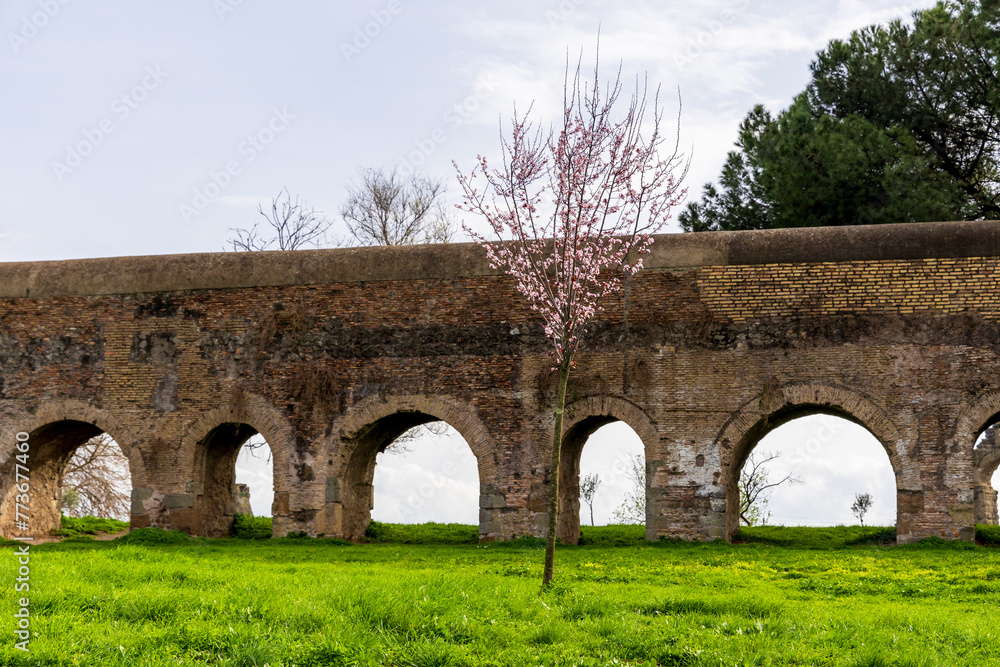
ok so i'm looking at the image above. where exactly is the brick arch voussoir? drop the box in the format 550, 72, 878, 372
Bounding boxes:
562, 395, 658, 457
955, 391, 1000, 485
714, 383, 907, 488
179, 393, 297, 484
0, 400, 148, 487
330, 394, 498, 483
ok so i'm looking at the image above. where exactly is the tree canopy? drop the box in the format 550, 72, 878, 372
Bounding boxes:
681, 0, 1000, 232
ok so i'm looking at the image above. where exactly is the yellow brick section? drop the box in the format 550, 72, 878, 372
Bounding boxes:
696, 257, 1000, 323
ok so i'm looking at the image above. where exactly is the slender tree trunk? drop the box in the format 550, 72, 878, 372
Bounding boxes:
542, 357, 572, 586
590, 504, 595, 527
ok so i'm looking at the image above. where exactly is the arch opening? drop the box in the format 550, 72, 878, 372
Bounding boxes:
1, 420, 132, 538
235, 434, 275, 518
557, 417, 646, 545
728, 408, 897, 538
192, 422, 274, 537
973, 419, 1000, 525
343, 411, 481, 541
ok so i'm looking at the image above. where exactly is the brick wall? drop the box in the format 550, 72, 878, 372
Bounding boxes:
1, 220, 999, 542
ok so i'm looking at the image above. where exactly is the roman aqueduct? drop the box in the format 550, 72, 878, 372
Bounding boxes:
2, 220, 999, 543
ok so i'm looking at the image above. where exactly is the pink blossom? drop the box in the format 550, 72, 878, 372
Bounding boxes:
455, 56, 688, 362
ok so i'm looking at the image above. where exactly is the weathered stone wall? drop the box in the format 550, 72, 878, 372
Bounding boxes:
2, 221, 1000, 542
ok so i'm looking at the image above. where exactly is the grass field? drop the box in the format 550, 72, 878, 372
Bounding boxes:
2, 523, 999, 666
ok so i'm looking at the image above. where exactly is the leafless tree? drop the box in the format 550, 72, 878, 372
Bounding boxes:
739, 450, 802, 526
341, 167, 455, 246
611, 454, 646, 525
228, 187, 332, 251
580, 473, 601, 526
61, 434, 131, 521
851, 492, 873, 526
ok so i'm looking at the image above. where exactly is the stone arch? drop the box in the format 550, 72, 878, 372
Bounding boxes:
329, 394, 498, 541
557, 395, 658, 544
713, 383, 907, 541
954, 391, 1000, 524
177, 391, 297, 537
0, 400, 144, 538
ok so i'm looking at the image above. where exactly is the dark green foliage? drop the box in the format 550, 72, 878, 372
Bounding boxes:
977, 523, 1000, 545
578, 524, 646, 546
738, 525, 898, 548
845, 526, 897, 546
231, 514, 272, 540
682, 0, 999, 231
115, 527, 193, 545
56, 514, 129, 537
906, 535, 979, 550
363, 521, 479, 544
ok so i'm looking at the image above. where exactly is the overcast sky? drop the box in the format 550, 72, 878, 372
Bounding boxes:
9, 1, 991, 527
1, 0, 938, 262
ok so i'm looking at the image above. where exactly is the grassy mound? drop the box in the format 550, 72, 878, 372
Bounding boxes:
115, 527, 193, 545
363, 521, 479, 544
56, 514, 129, 537
578, 524, 646, 546
736, 525, 898, 548
232, 514, 272, 540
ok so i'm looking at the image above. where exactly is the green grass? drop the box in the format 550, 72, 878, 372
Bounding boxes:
736, 524, 898, 548
232, 514, 273, 540
364, 521, 480, 544
54, 514, 129, 538
1, 523, 998, 666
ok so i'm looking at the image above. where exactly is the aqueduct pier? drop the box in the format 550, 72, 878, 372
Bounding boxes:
2, 220, 1000, 543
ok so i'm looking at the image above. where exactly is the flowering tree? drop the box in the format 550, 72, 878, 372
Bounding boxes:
455, 51, 687, 585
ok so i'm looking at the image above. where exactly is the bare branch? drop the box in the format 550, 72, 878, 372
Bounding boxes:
61, 434, 131, 521
738, 449, 802, 526
341, 167, 455, 246
228, 188, 332, 251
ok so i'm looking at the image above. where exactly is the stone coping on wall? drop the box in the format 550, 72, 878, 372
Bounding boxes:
2, 220, 999, 298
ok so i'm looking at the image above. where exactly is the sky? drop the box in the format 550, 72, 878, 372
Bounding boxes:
1, 0, 938, 262
8, 0, 993, 527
